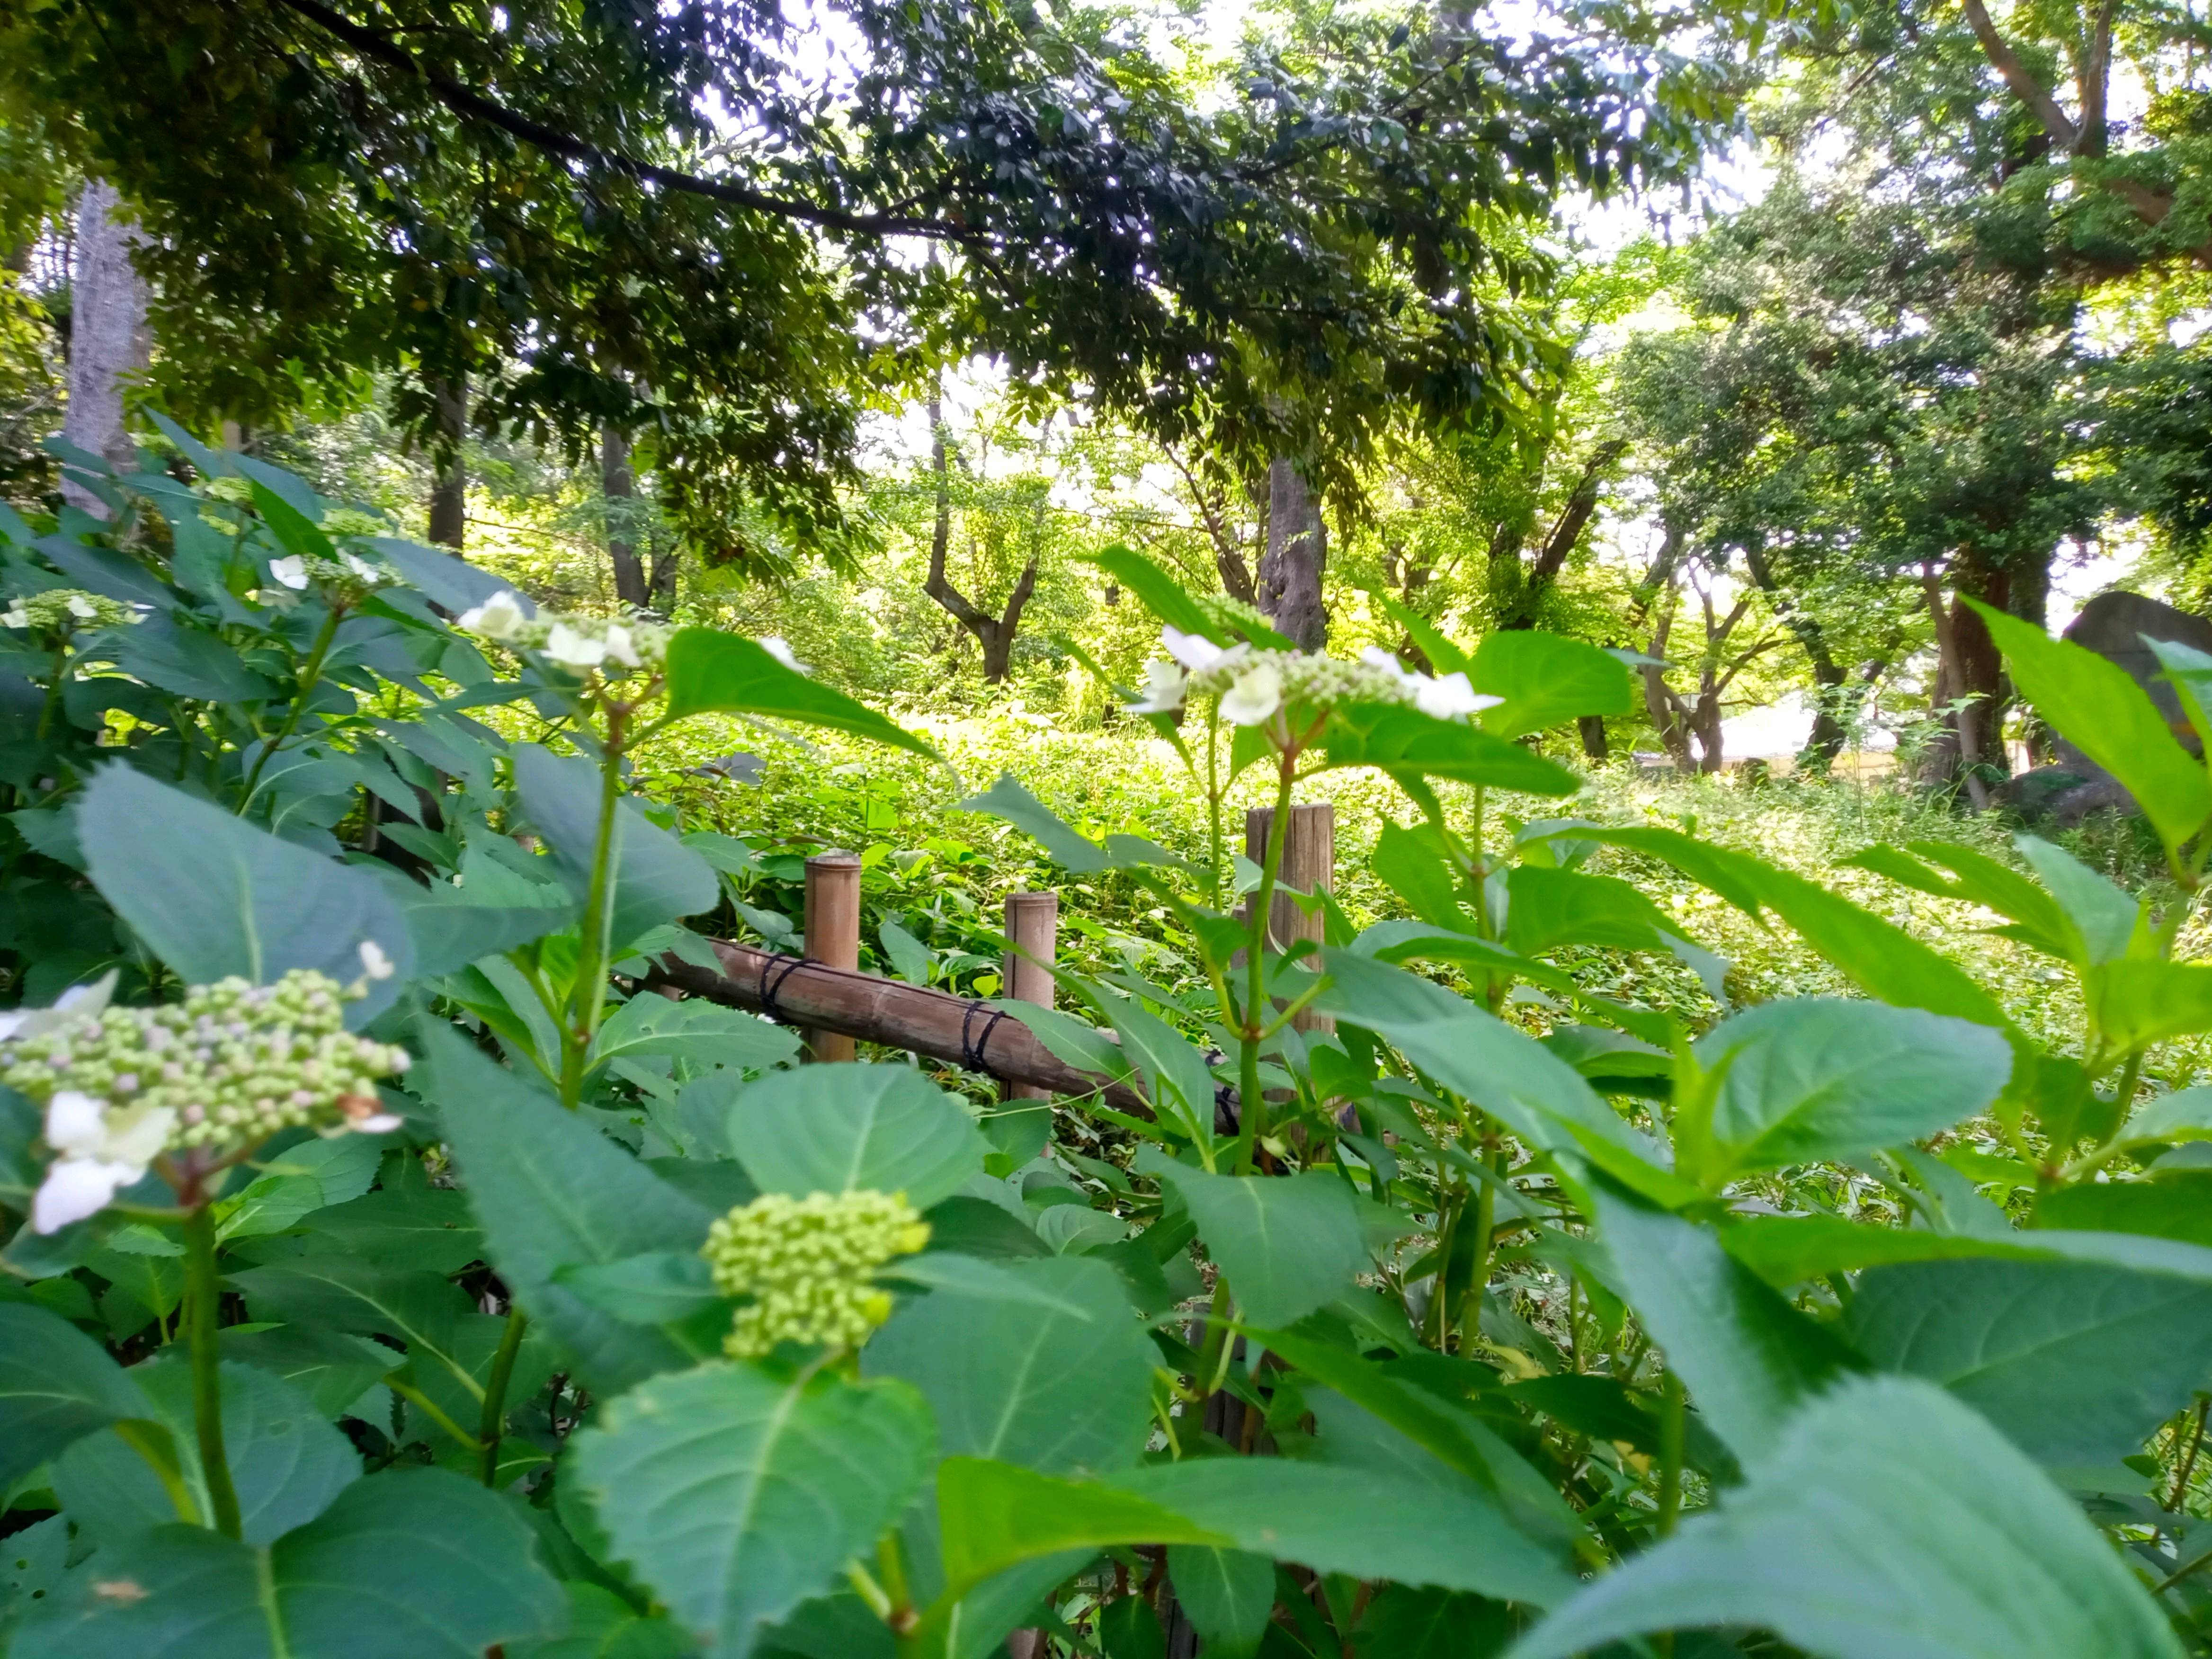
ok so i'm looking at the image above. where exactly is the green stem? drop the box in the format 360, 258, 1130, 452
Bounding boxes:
559, 700, 629, 1109
1206, 706, 1225, 912
36, 643, 67, 742
1656, 1369, 1685, 1539
1456, 1150, 1499, 1343
1233, 755, 1296, 1172
241, 603, 343, 808
478, 1305, 531, 1486
183, 1204, 243, 1540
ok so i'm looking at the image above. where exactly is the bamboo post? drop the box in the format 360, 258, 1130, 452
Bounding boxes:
802, 851, 862, 1062
1001, 890, 1058, 1102
1244, 802, 1335, 1034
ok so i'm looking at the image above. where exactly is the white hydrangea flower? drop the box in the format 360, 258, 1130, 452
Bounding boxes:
1161, 625, 1250, 676
34, 1090, 177, 1233
1127, 659, 1187, 714
1411, 670, 1500, 721
358, 940, 395, 982
758, 635, 809, 672
543, 622, 608, 669
65, 594, 99, 620
0, 973, 116, 1044
456, 590, 528, 641
1220, 660, 1284, 726
603, 623, 641, 669
268, 556, 310, 591
1, 606, 26, 630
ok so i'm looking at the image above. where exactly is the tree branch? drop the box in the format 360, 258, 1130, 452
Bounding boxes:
1958, 0, 2081, 151
265, 0, 965, 239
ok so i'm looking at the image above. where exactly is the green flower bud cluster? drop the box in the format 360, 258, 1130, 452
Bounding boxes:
1, 589, 140, 636
2, 968, 410, 1154
1185, 649, 1413, 708
200, 476, 256, 507
702, 1190, 930, 1359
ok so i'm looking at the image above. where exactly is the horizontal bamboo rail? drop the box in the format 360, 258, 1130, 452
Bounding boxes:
648, 936, 1152, 1115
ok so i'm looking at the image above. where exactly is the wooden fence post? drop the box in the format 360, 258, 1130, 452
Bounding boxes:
802, 851, 862, 1062
1244, 801, 1335, 1033
1001, 890, 1058, 1102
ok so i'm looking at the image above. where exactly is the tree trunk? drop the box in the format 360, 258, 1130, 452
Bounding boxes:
428, 375, 468, 551
1577, 715, 1609, 761
62, 179, 150, 515
1259, 455, 1328, 651
920, 393, 1037, 683
1739, 542, 1852, 768
603, 424, 647, 608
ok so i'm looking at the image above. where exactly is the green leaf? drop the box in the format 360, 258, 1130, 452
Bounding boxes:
662, 630, 934, 758
1362, 587, 1471, 676
53, 1358, 357, 1545
229, 1256, 480, 1400
1149, 1165, 1366, 1329
1165, 1548, 1274, 1659
1843, 1257, 2212, 1465
510, 747, 718, 953
77, 766, 413, 1020
554, 1252, 723, 1325
1682, 999, 2013, 1183
865, 1256, 1156, 1474
588, 994, 799, 1077
1468, 632, 1635, 742
0, 1301, 149, 1488
1972, 600, 2212, 857
1506, 1376, 2183, 1659
1249, 1326, 1579, 1546
728, 1063, 989, 1211
1844, 839, 2074, 960
2013, 836, 2138, 966
1086, 546, 1274, 647
1316, 704, 1581, 796
219, 1325, 402, 1418
878, 919, 932, 987
382, 876, 575, 981
1371, 821, 1474, 929
1314, 954, 1664, 1170
219, 1133, 387, 1240
954, 776, 1184, 875
932, 1458, 1226, 1602
15, 1466, 564, 1659
2112, 1086, 2212, 1151
2089, 960, 2212, 1051
285, 1182, 484, 1274
1573, 827, 2010, 1029
1505, 866, 1684, 956
573, 1362, 935, 1659
1588, 1187, 1857, 1464
98, 614, 273, 703
1123, 1457, 1573, 1605
1099, 1000, 1216, 1142
420, 1027, 715, 1391
2038, 1171, 2212, 1247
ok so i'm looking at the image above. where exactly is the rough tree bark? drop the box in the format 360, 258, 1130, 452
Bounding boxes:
921, 393, 1037, 683
1259, 455, 1328, 650
427, 375, 468, 551
603, 424, 648, 609
62, 179, 150, 516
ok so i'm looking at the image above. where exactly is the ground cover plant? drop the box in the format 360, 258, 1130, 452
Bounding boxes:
10, 445, 2212, 1659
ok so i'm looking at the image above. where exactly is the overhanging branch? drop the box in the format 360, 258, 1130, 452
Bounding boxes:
265, 0, 967, 240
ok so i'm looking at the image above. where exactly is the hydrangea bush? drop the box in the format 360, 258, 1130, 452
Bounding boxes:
6, 438, 2212, 1659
